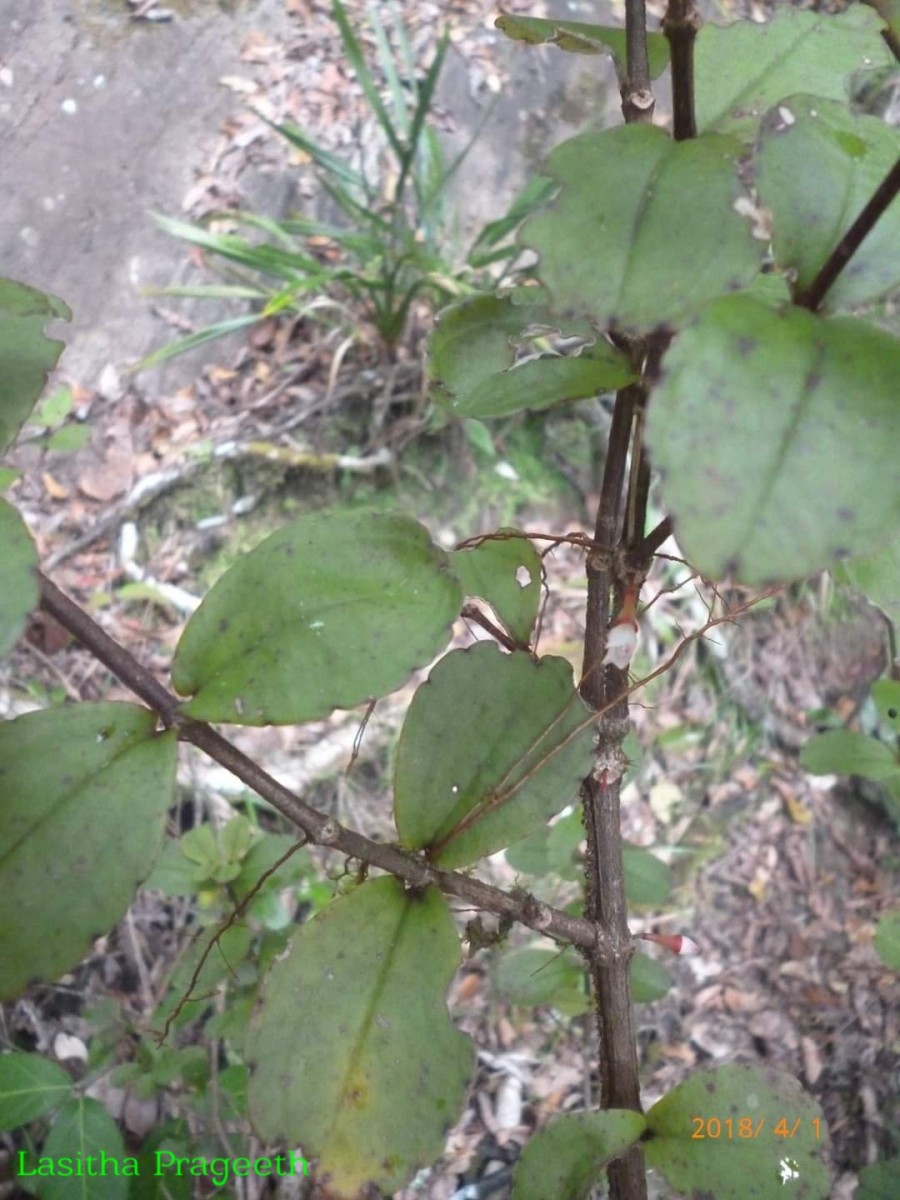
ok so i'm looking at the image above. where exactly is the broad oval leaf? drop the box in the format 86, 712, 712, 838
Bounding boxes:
450, 532, 542, 644
0, 498, 38, 658
511, 1110, 646, 1200
494, 945, 585, 1009
622, 845, 674, 909
800, 730, 899, 782
494, 12, 669, 84
757, 96, 900, 311
695, 5, 891, 140
0, 1053, 72, 1131
631, 952, 671, 1003
246, 877, 473, 1197
429, 293, 635, 418
647, 295, 900, 583
520, 126, 764, 332
172, 510, 462, 724
28, 1098, 129, 1200
872, 680, 900, 731
857, 1159, 900, 1200
0, 277, 71, 455
394, 644, 595, 869
645, 1065, 831, 1199
841, 536, 900, 630
0, 704, 176, 1000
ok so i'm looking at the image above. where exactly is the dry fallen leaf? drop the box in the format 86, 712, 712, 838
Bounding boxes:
42, 471, 69, 500
78, 446, 133, 502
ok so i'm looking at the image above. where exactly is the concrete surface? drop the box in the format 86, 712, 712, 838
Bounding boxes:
0, 0, 619, 393
0, 0, 289, 390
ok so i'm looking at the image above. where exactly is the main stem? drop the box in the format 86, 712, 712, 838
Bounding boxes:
580, 382, 649, 1200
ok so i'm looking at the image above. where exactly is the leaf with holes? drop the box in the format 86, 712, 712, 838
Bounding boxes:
695, 6, 890, 140
0, 277, 70, 455
0, 705, 176, 1001
395, 644, 594, 868
172, 511, 461, 724
247, 877, 473, 1197
451, 532, 542, 643
757, 96, 900, 310
645, 1065, 831, 1198
647, 295, 900, 583
519, 126, 763, 332
429, 293, 635, 418
494, 13, 669, 84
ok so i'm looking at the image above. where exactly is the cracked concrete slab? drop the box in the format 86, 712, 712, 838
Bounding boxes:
0, 0, 289, 389
0, 0, 620, 395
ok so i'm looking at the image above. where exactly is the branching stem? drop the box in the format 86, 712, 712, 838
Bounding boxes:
795, 155, 900, 311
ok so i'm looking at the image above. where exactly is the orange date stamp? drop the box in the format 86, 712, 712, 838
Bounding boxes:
691, 1117, 823, 1141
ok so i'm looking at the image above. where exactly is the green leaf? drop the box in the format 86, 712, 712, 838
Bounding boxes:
450, 532, 542, 643
142, 841, 198, 898
800, 730, 898, 782
623, 846, 674, 909
857, 1158, 900, 1200
646, 295, 900, 583
520, 126, 764, 332
394, 644, 594, 868
630, 952, 671, 1003
506, 808, 583, 881
0, 705, 177, 1000
511, 1110, 646, 1200
494, 13, 669, 84
153, 924, 253, 1033
46, 424, 91, 452
494, 946, 584, 1008
134, 313, 269, 372
172, 511, 461, 724
842, 537, 900, 628
247, 877, 473, 1197
429, 293, 635, 418
644, 1065, 831, 1199
0, 498, 38, 658
32, 386, 74, 429
0, 278, 70, 455
234, 833, 308, 899
757, 96, 900, 311
0, 1053, 73, 1131
873, 908, 900, 970
872, 680, 900, 731
29, 1098, 130, 1200
695, 5, 891, 140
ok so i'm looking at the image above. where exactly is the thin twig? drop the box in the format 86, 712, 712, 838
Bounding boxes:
461, 602, 525, 652
795, 155, 900, 311
36, 572, 610, 956
622, 0, 655, 123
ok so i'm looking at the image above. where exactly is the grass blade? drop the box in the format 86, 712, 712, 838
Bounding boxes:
134, 314, 265, 371
331, 0, 405, 162
369, 1, 410, 139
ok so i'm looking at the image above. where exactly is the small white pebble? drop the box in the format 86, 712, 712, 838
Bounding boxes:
61, 98, 77, 115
